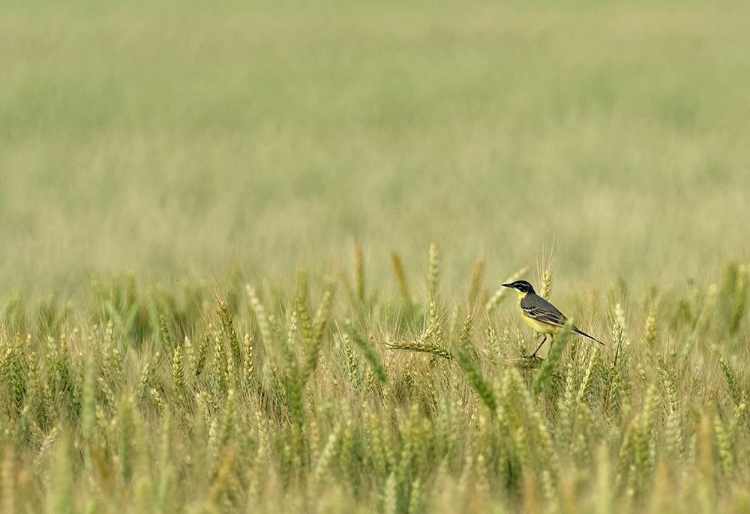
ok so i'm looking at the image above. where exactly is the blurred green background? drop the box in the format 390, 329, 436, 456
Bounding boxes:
2, 1, 749, 297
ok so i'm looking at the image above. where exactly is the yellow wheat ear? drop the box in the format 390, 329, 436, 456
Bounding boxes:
540, 268, 552, 301
390, 252, 411, 305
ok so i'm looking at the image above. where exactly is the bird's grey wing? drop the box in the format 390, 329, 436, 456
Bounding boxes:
521, 295, 567, 327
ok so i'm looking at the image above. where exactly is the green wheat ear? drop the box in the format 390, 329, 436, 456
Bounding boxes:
301, 283, 334, 384
117, 396, 135, 484
47, 435, 73, 514
719, 357, 742, 406
455, 315, 497, 412
246, 285, 273, 351
171, 345, 186, 399
540, 268, 552, 300
383, 471, 398, 514
158, 312, 175, 350
344, 319, 387, 383
468, 259, 485, 309
79, 353, 96, 445
297, 296, 314, 350
645, 310, 657, 347
342, 334, 361, 390
407, 477, 423, 514
532, 320, 573, 397
217, 298, 241, 368
314, 422, 342, 483
242, 333, 255, 390
729, 264, 747, 334
3, 291, 27, 333
355, 244, 366, 303
391, 252, 411, 306
427, 243, 439, 309
385, 337, 452, 360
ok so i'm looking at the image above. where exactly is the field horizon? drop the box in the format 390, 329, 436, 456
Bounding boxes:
2, 1, 750, 299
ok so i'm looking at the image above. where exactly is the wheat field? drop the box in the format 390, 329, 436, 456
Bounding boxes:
2, 1, 750, 513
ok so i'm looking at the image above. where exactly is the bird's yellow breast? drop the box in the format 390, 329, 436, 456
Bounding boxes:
515, 291, 562, 335
519, 308, 561, 334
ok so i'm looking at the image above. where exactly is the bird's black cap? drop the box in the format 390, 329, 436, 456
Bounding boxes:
502, 280, 536, 294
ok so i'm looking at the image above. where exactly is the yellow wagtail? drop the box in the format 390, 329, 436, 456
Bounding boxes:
502, 280, 604, 358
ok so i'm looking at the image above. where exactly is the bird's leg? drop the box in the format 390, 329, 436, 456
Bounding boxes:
527, 335, 548, 359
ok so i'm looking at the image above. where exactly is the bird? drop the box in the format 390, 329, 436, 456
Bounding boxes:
502, 280, 604, 359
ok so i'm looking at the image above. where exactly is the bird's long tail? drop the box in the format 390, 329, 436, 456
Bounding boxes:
572, 327, 605, 345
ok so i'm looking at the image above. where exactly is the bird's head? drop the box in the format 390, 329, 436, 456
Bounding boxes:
502, 280, 536, 296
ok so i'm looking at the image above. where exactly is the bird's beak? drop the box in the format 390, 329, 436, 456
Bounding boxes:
502, 283, 513, 289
